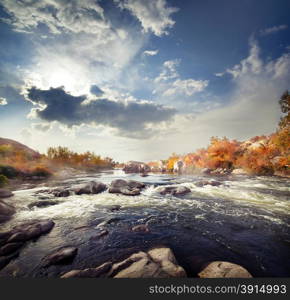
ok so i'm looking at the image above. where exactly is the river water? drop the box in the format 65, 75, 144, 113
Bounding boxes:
0, 170, 289, 277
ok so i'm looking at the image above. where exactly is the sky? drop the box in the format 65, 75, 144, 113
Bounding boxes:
0, 0, 290, 162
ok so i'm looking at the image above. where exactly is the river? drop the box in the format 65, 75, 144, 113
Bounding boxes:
0, 170, 289, 277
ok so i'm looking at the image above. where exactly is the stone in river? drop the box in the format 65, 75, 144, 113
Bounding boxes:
0, 242, 24, 256
132, 224, 149, 233
198, 261, 252, 278
74, 181, 107, 195
0, 200, 15, 223
43, 247, 78, 266
0, 189, 13, 198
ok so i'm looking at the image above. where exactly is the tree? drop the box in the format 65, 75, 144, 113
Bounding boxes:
279, 90, 290, 129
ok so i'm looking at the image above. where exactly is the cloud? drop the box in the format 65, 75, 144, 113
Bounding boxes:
25, 86, 176, 139
153, 59, 208, 99
0, 0, 109, 35
31, 122, 52, 132
155, 39, 290, 156
118, 0, 178, 36
260, 24, 288, 36
143, 49, 159, 56
162, 79, 209, 97
90, 85, 104, 96
0, 97, 7, 105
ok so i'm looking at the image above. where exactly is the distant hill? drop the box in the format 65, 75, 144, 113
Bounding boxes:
0, 137, 41, 159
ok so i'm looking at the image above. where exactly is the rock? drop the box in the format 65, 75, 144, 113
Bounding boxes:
53, 190, 70, 197
195, 180, 222, 187
198, 261, 252, 278
0, 242, 23, 256
43, 247, 78, 266
109, 179, 145, 196
201, 168, 212, 175
75, 181, 107, 195
61, 262, 112, 278
140, 173, 149, 177
123, 161, 151, 174
0, 200, 15, 223
90, 230, 109, 240
148, 247, 186, 278
61, 247, 186, 278
232, 168, 247, 175
107, 205, 121, 212
0, 252, 19, 270
132, 224, 149, 233
7, 232, 28, 243
157, 186, 191, 196
127, 180, 146, 189
0, 189, 13, 198
113, 248, 186, 278
28, 200, 59, 209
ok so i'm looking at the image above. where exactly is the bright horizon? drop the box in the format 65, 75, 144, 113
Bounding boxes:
0, 0, 290, 162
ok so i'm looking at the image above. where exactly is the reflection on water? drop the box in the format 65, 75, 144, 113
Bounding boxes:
0, 170, 289, 277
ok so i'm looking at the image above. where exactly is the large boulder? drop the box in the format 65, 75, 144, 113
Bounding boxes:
198, 261, 252, 278
61, 247, 186, 278
43, 247, 78, 266
0, 189, 13, 199
74, 181, 107, 195
156, 185, 191, 196
109, 180, 145, 196
123, 161, 150, 174
0, 200, 15, 223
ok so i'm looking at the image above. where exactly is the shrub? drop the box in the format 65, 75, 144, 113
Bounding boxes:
0, 174, 9, 187
0, 165, 19, 178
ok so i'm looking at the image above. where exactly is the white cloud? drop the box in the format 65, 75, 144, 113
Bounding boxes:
118, 0, 178, 36
143, 49, 159, 56
162, 79, 209, 97
154, 59, 180, 83
1, 0, 109, 35
260, 24, 288, 36
0, 97, 8, 105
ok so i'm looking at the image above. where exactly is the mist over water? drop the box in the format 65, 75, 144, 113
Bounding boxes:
1, 170, 289, 277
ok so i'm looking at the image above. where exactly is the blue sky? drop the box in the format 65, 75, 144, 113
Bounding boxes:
0, 0, 289, 162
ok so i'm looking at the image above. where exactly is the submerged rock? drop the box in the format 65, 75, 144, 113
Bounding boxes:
0, 189, 13, 199
195, 180, 222, 187
0, 200, 15, 223
43, 247, 78, 266
61, 247, 186, 278
109, 179, 145, 196
0, 242, 23, 256
28, 200, 59, 209
74, 181, 107, 195
132, 224, 149, 233
157, 186, 191, 196
198, 261, 252, 278
53, 189, 70, 197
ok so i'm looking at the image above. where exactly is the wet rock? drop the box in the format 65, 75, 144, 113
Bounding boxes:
109, 179, 145, 196
43, 247, 78, 266
75, 181, 107, 195
107, 205, 121, 212
201, 168, 212, 175
61, 262, 112, 278
53, 190, 70, 197
0, 189, 13, 198
0, 252, 19, 270
157, 186, 191, 196
0, 242, 23, 256
7, 232, 28, 243
132, 224, 149, 233
0, 200, 15, 223
28, 200, 59, 209
140, 173, 149, 177
198, 261, 252, 278
195, 180, 222, 187
90, 230, 109, 240
97, 217, 121, 228
61, 247, 186, 278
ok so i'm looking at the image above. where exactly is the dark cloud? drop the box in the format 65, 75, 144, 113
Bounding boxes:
90, 85, 104, 96
26, 86, 176, 138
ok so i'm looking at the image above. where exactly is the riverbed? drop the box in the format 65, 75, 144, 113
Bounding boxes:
0, 170, 289, 277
